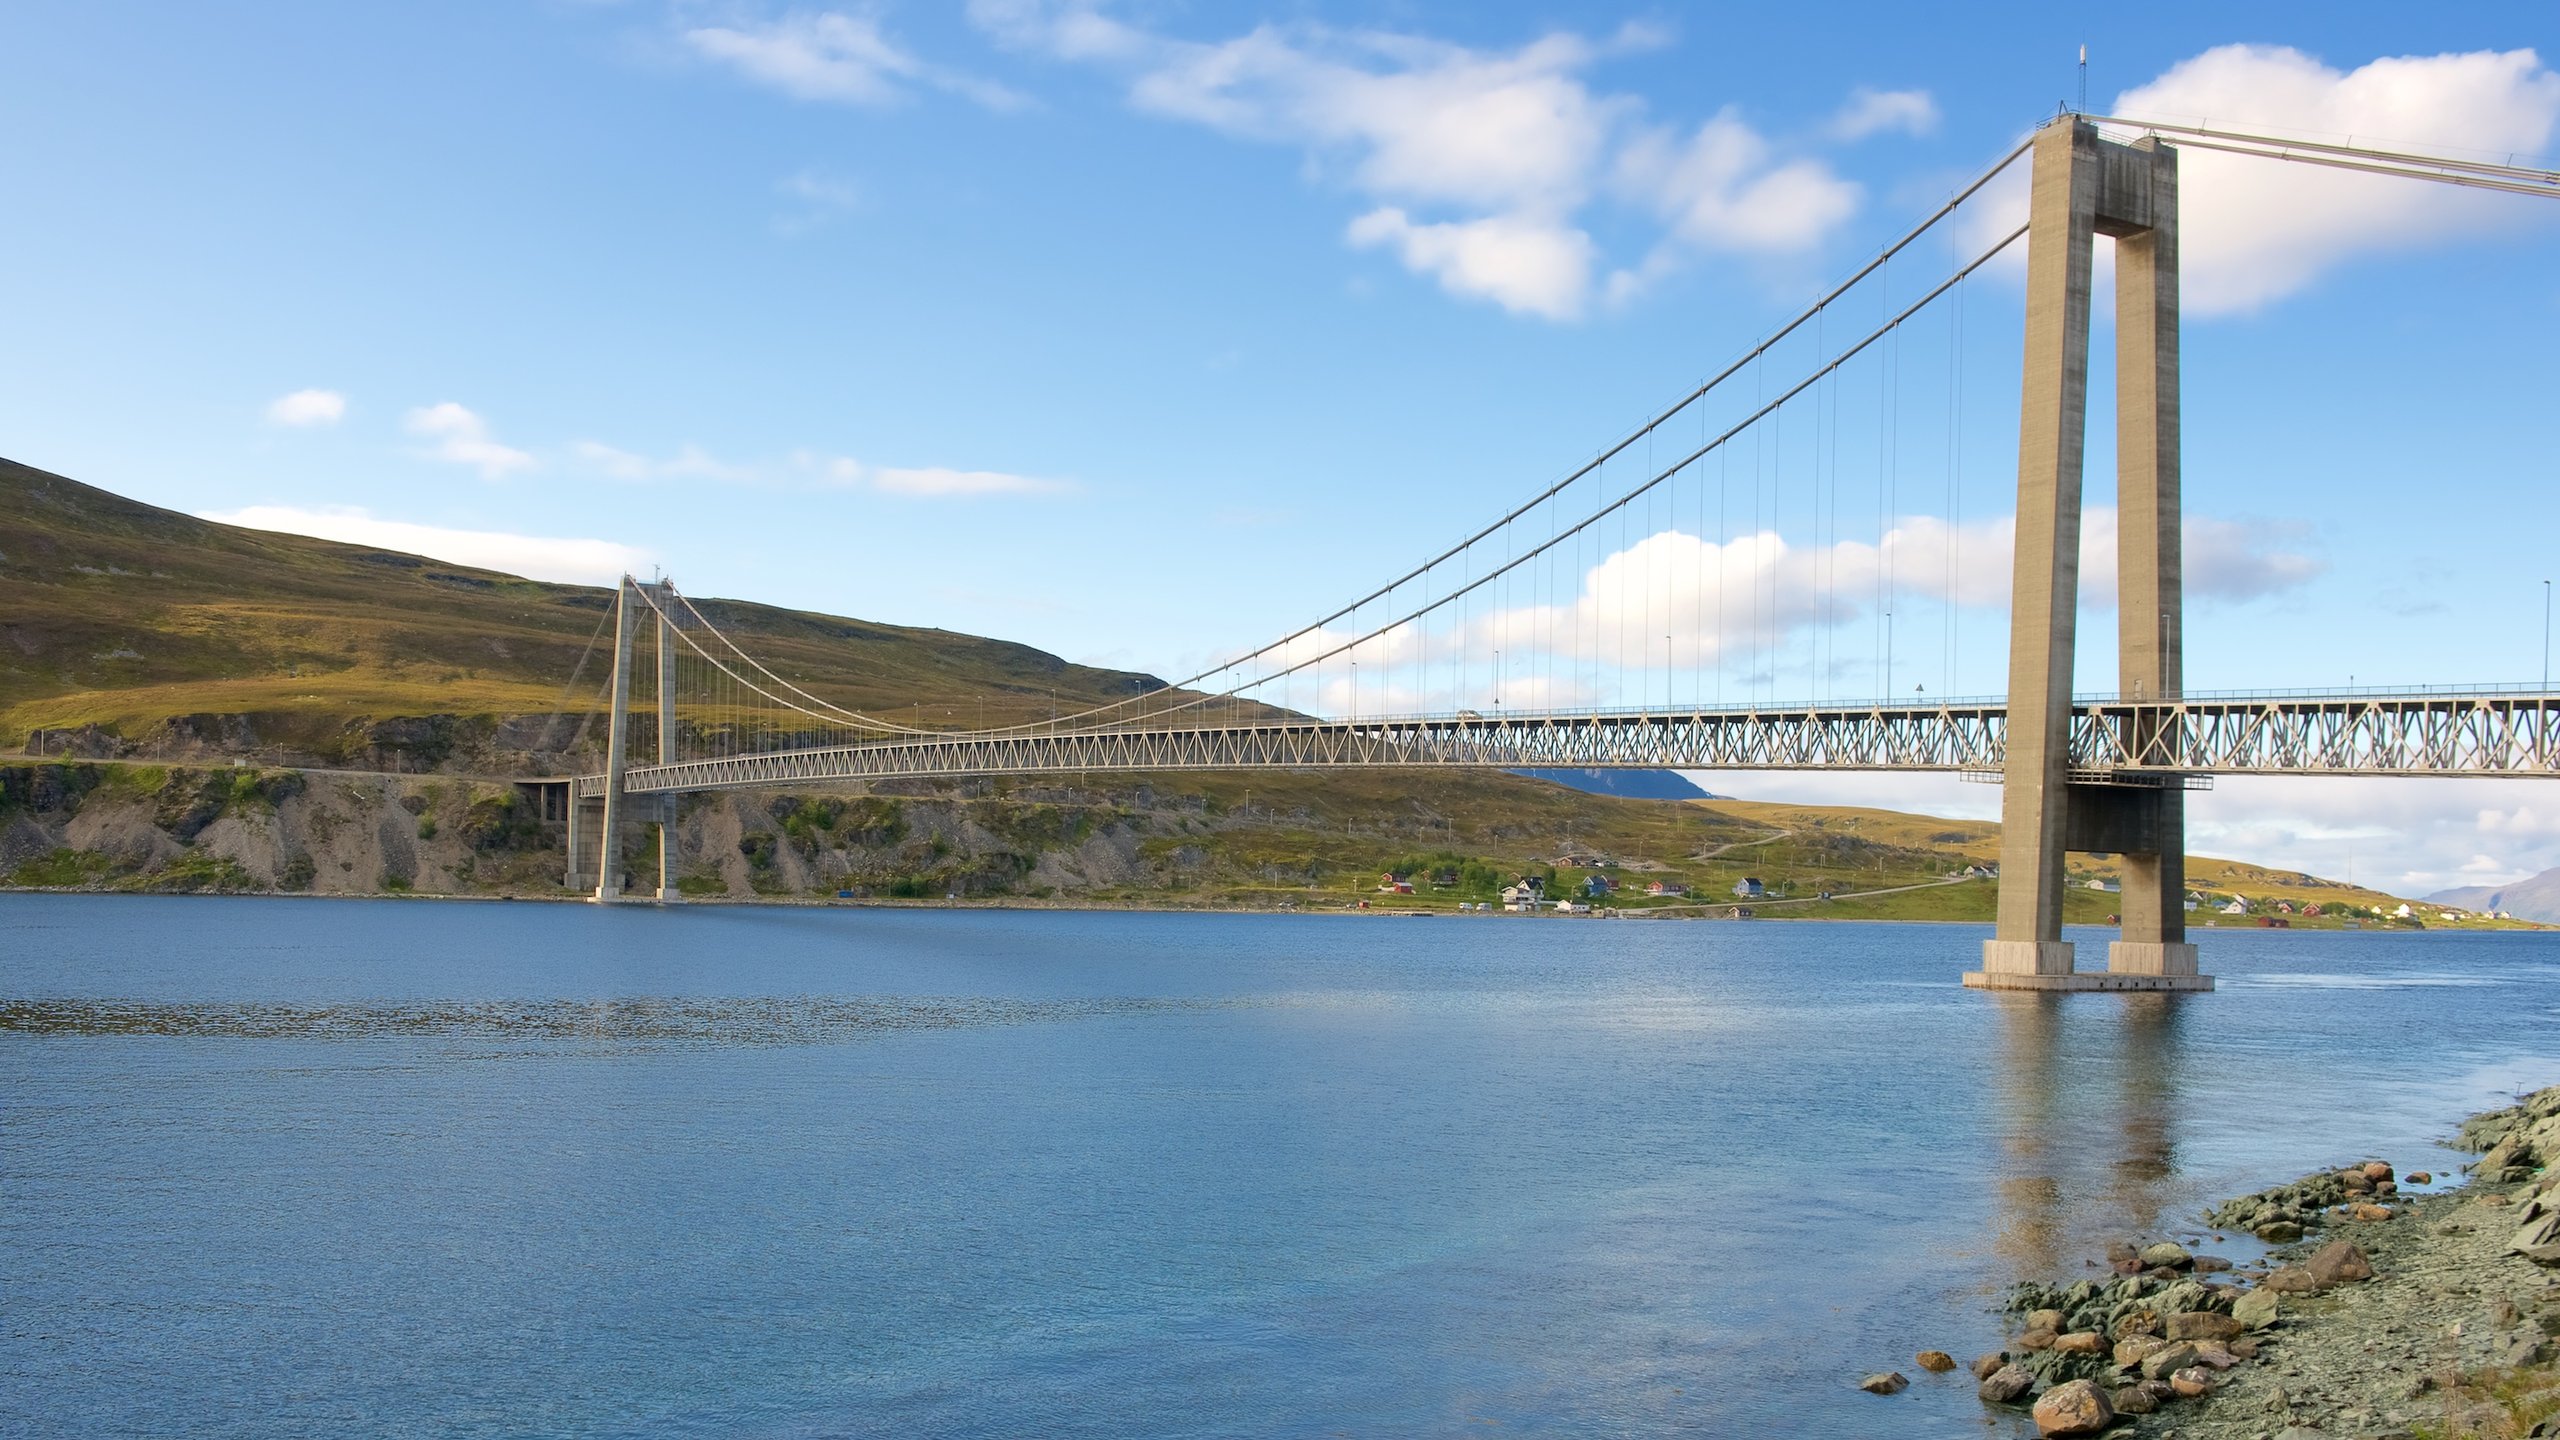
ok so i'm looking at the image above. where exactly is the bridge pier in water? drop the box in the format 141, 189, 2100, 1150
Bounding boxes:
1969, 118, 2210, 994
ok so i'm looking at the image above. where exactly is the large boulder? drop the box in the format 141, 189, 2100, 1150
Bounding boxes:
1858, 1372, 1908, 1395
2233, 1288, 2281, 1330
2109, 1309, 2161, 1340
2109, 1383, 2159, 1415
2263, 1266, 2323, 1294
2031, 1378, 2114, 1437
1914, 1350, 1957, 1374
2169, 1366, 2215, 1398
1970, 1352, 2008, 1380
2138, 1241, 2192, 1270
2305, 1240, 2374, 1286
1979, 1365, 2036, 1405
2166, 1311, 2243, 1342
2515, 1208, 2560, 1255
2113, 1335, 2166, 1369
2139, 1341, 2199, 1381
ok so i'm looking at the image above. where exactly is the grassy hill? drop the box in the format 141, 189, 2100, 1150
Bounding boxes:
0, 456, 1177, 765
0, 456, 2505, 928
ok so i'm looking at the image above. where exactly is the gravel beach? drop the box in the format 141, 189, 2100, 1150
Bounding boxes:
1950, 1084, 2560, 1439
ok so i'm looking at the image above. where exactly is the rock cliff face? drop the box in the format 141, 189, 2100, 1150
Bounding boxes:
0, 762, 1307, 903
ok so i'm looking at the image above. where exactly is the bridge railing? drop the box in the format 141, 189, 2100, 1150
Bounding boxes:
565, 688, 2560, 798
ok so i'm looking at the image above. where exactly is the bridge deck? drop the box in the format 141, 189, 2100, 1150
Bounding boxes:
564, 690, 2560, 798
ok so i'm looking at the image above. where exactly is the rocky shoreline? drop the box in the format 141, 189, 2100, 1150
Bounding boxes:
1867, 1084, 2560, 1437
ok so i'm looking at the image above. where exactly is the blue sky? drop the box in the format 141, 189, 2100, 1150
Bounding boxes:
4, 1, 2557, 892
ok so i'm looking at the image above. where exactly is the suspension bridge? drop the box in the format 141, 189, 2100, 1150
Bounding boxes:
550, 115, 2560, 992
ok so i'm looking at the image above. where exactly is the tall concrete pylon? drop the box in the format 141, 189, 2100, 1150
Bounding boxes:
592, 576, 683, 905
1966, 118, 2212, 993
655, 584, 681, 903
593, 576, 638, 903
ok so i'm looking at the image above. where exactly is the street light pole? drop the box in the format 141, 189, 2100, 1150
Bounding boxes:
2544, 579, 2552, 691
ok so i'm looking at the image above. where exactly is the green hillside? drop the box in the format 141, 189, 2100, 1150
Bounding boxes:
0, 457, 2502, 929
0, 456, 1174, 764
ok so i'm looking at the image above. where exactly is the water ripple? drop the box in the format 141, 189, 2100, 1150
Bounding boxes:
0, 994, 1243, 1044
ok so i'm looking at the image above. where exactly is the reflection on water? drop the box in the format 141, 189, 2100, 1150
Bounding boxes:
2231, 972, 2508, 989
1989, 992, 2188, 1278
0, 994, 1246, 1043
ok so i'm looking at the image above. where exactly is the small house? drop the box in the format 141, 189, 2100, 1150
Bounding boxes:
1646, 880, 1688, 897
1732, 877, 1766, 899
1378, 872, 1414, 894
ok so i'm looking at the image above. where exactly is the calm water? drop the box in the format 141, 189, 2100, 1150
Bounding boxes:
6, 895, 2558, 1437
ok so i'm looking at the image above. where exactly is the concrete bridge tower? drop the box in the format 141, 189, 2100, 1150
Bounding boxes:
1968, 118, 2211, 992
588, 576, 682, 905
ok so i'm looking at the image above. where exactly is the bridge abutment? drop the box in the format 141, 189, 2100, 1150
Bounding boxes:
1972, 119, 2211, 994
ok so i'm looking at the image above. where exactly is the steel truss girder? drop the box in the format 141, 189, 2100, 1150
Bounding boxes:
567, 692, 2560, 798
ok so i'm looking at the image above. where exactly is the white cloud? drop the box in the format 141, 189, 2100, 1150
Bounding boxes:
1828, 87, 1939, 141
2185, 516, 2326, 600
972, 3, 1869, 320
1461, 507, 2321, 671
1702, 770, 2560, 902
2113, 45, 2560, 314
265, 388, 346, 427
2189, 777, 2560, 897
800, 452, 1071, 497
872, 464, 1068, 497
685, 11, 1028, 112
199, 505, 649, 586
404, 402, 534, 479
1617, 110, 1863, 255
573, 440, 755, 483
1346, 208, 1594, 320
1966, 46, 2560, 314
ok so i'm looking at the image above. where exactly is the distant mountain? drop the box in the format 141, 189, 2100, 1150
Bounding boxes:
2429, 867, 2560, 923
1512, 769, 1717, 801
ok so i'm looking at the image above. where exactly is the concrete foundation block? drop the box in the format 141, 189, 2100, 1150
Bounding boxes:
1963, 970, 2214, 992
1980, 939, 2077, 975
2107, 941, 2199, 976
